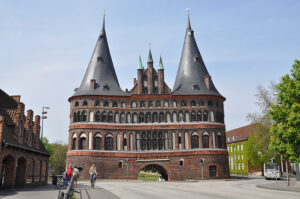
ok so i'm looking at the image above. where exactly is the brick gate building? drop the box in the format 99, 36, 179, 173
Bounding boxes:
66, 15, 229, 180
0, 89, 49, 188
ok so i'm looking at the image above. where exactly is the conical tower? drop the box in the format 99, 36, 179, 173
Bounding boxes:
172, 14, 222, 96
73, 16, 129, 96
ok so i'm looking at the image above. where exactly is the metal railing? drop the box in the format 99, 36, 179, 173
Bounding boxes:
57, 176, 75, 199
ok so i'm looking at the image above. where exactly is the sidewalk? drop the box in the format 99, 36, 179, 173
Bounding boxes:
256, 178, 300, 193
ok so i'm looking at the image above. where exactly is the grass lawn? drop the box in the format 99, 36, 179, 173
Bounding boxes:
138, 171, 161, 181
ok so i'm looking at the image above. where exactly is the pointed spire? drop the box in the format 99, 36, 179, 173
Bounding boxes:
73, 15, 129, 97
186, 8, 191, 29
147, 43, 153, 63
137, 55, 144, 69
172, 12, 221, 97
158, 55, 164, 70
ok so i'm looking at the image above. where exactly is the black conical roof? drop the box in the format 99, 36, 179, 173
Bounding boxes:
73, 16, 129, 97
172, 15, 222, 97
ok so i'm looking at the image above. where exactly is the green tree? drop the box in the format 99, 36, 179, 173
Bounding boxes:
245, 84, 278, 170
42, 137, 53, 155
49, 141, 68, 175
269, 60, 300, 163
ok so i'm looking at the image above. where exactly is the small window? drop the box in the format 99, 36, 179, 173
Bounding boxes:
75, 101, 79, 107
112, 101, 118, 108
140, 101, 145, 108
148, 101, 153, 107
193, 85, 200, 90
163, 100, 169, 107
179, 159, 184, 166
153, 88, 158, 94
173, 100, 177, 107
181, 100, 187, 107
103, 101, 109, 107
208, 100, 213, 107
199, 100, 204, 106
118, 161, 123, 168
131, 101, 137, 108
121, 102, 126, 108
209, 165, 217, 178
191, 100, 196, 107
95, 100, 100, 107
83, 100, 88, 107
155, 101, 161, 107
103, 84, 109, 90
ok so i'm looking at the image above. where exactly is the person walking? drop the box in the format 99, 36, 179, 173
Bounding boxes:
65, 164, 73, 187
73, 166, 80, 188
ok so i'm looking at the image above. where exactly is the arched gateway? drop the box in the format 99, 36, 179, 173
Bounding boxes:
66, 15, 230, 181
139, 164, 168, 181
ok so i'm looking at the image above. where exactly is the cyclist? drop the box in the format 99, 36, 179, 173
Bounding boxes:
89, 164, 97, 188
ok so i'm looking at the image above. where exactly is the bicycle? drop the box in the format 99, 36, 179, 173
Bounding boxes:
90, 174, 96, 189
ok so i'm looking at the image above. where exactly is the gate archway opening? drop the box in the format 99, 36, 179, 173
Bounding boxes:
138, 164, 168, 181
1, 155, 15, 188
15, 157, 26, 187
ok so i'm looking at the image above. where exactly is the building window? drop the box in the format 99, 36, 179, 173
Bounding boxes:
208, 100, 213, 107
105, 134, 113, 150
173, 100, 177, 107
108, 112, 113, 123
197, 111, 202, 121
95, 100, 100, 107
83, 100, 88, 107
191, 111, 196, 122
181, 100, 187, 107
178, 112, 183, 122
191, 100, 196, 107
237, 145, 240, 151
241, 144, 243, 151
118, 161, 123, 168
103, 101, 109, 107
178, 133, 182, 149
75, 101, 79, 107
131, 101, 137, 108
148, 101, 153, 107
210, 111, 215, 122
121, 102, 126, 108
199, 100, 204, 106
209, 165, 217, 178
81, 111, 87, 122
202, 134, 209, 148
217, 134, 222, 148
166, 112, 171, 123
95, 111, 101, 122
112, 101, 118, 108
140, 101, 145, 108
93, 135, 102, 150
126, 113, 131, 123
79, 136, 86, 150
163, 100, 169, 107
101, 111, 107, 122
152, 112, 158, 122
145, 112, 151, 123
216, 101, 219, 107
172, 112, 177, 122
203, 111, 208, 121
120, 112, 125, 123
155, 101, 161, 107
158, 131, 164, 150
132, 113, 138, 123
159, 112, 164, 123
191, 134, 199, 148
139, 113, 144, 123
179, 159, 184, 166
72, 138, 76, 149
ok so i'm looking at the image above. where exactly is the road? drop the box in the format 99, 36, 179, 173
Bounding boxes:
96, 179, 300, 199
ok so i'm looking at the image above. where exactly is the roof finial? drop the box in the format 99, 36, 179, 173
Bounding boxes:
148, 43, 153, 63
101, 9, 106, 32
186, 8, 191, 29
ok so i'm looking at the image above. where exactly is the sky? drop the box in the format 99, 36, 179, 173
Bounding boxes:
0, 0, 299, 143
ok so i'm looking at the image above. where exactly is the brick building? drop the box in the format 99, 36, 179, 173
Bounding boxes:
226, 123, 261, 175
66, 15, 229, 180
0, 89, 49, 188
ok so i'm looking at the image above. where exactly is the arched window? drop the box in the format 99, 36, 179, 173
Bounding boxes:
93, 133, 102, 150
95, 100, 100, 107
191, 111, 196, 122
117, 134, 121, 151
166, 112, 171, 123
103, 101, 109, 107
155, 101, 161, 107
75, 101, 79, 107
197, 111, 202, 121
181, 100, 187, 107
172, 112, 177, 122
217, 133, 222, 148
139, 113, 144, 123
120, 112, 125, 123
140, 101, 145, 108
108, 112, 113, 123
114, 112, 119, 123
72, 134, 77, 150
178, 112, 183, 122
73, 112, 77, 122
89, 111, 94, 122
83, 100, 88, 107
95, 111, 101, 122
203, 111, 208, 121
164, 100, 169, 107
159, 112, 164, 123
77, 111, 81, 122
158, 131, 164, 150
126, 113, 131, 123
152, 112, 158, 123
112, 101, 118, 108
81, 111, 87, 121
191, 132, 199, 148
178, 132, 182, 149
131, 101, 137, 108
123, 133, 127, 150
148, 101, 153, 107
221, 112, 224, 123
101, 111, 107, 122
191, 100, 196, 107
79, 134, 87, 150
202, 133, 209, 148
141, 132, 146, 150
153, 131, 158, 150
146, 132, 151, 150
210, 111, 215, 122
208, 100, 213, 107
132, 113, 138, 123
105, 134, 113, 150
173, 100, 177, 107
145, 112, 151, 123
199, 99, 204, 106
185, 111, 190, 122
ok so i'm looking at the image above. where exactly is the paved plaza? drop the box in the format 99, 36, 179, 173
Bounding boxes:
0, 178, 299, 199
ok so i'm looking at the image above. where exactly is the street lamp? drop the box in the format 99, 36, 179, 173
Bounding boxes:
41, 106, 50, 140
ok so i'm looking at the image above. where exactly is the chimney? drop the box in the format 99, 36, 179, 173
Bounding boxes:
134, 78, 137, 84
204, 75, 211, 90
27, 110, 33, 121
90, 79, 96, 90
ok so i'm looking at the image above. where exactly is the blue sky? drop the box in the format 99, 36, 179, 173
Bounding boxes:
0, 0, 299, 143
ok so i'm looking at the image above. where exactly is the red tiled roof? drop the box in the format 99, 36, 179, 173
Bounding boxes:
226, 123, 258, 143
0, 109, 17, 125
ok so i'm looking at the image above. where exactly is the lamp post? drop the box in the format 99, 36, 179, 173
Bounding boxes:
41, 106, 50, 140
